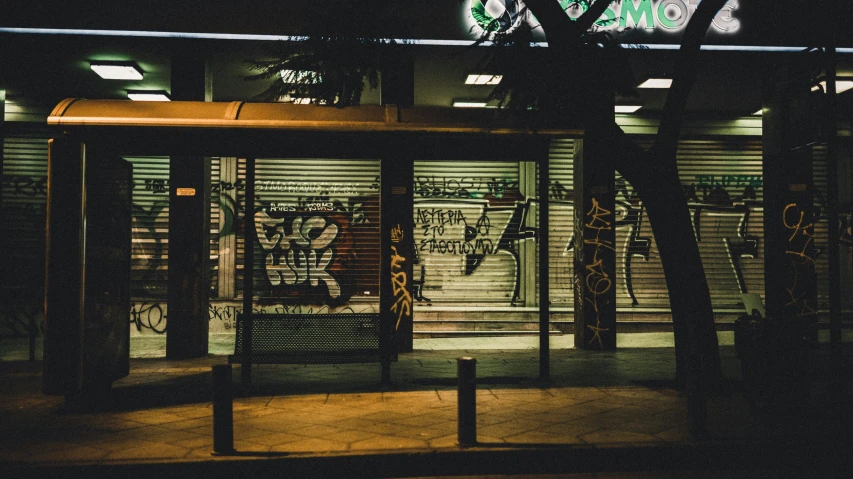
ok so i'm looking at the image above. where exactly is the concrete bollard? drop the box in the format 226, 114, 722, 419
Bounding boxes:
211, 364, 235, 455
457, 356, 477, 447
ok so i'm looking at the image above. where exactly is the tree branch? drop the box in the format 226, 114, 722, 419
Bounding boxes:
654, 0, 728, 160
575, 0, 616, 33
523, 0, 582, 49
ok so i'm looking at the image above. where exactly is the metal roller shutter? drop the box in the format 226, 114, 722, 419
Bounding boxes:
673, 138, 765, 310
125, 156, 221, 301
1, 130, 49, 305
547, 140, 575, 306
413, 161, 529, 306
547, 137, 768, 314
249, 158, 381, 309
125, 157, 170, 299
812, 145, 831, 312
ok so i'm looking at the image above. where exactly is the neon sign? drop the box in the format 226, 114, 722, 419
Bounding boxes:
465, 0, 740, 37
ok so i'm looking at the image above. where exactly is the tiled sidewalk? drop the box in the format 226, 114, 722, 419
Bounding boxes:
1, 345, 851, 477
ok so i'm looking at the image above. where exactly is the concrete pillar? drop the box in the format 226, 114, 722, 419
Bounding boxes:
381, 143, 414, 353
166, 47, 212, 359
380, 56, 414, 107
762, 65, 819, 337
573, 131, 617, 350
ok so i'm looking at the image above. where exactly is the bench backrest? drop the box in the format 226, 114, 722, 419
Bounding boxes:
231, 313, 394, 363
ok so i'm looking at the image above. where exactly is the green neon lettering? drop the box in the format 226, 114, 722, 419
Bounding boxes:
620, 0, 655, 30
657, 0, 688, 29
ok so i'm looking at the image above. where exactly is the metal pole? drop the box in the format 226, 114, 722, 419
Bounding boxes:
538, 141, 550, 381
28, 315, 36, 362
241, 157, 256, 385
457, 356, 476, 447
825, 5, 842, 382
211, 364, 234, 455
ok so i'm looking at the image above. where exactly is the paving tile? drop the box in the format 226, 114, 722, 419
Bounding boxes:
390, 425, 454, 441
477, 422, 535, 440
394, 412, 454, 428
319, 429, 380, 443
114, 411, 194, 426
538, 420, 603, 438
232, 440, 272, 453
503, 431, 584, 445
168, 407, 215, 420
239, 431, 307, 447
148, 428, 209, 446
36, 444, 111, 462
168, 434, 214, 450
348, 435, 429, 451
156, 416, 211, 431
101, 441, 190, 460
269, 436, 350, 453
350, 421, 417, 436
426, 433, 462, 449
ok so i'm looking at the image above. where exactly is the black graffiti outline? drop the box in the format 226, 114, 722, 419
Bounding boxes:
130, 302, 167, 334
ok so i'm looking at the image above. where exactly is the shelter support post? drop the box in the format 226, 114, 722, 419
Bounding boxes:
166, 48, 212, 359
381, 150, 414, 356
43, 137, 86, 396
166, 155, 211, 359
44, 138, 132, 400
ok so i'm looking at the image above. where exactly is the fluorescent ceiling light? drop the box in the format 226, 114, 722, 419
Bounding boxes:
637, 78, 672, 88
90, 61, 143, 80
816, 80, 853, 93
615, 105, 642, 113
453, 100, 489, 108
465, 74, 502, 85
127, 90, 170, 101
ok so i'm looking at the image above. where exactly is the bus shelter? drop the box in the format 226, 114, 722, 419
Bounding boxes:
43, 99, 584, 400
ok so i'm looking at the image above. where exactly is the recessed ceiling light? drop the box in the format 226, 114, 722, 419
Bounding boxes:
452, 100, 489, 108
465, 74, 502, 85
127, 90, 170, 101
615, 105, 642, 113
90, 61, 143, 80
638, 78, 672, 88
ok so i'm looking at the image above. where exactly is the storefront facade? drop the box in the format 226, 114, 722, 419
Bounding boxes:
1, 1, 852, 359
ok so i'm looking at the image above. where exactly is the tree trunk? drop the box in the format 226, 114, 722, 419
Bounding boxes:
628, 158, 722, 389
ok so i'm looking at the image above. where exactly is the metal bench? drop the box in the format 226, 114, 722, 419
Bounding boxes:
228, 313, 396, 380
